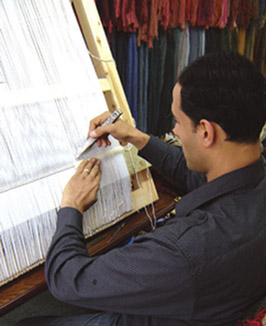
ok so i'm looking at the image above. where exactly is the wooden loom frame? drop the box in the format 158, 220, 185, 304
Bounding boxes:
0, 1, 181, 315
71, 0, 159, 218
0, 0, 158, 287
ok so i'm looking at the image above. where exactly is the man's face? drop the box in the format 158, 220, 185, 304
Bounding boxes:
171, 83, 205, 173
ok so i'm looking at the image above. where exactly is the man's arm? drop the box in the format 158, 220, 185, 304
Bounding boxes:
139, 135, 206, 193
44, 206, 194, 316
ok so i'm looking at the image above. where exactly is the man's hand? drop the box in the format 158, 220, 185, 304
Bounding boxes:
88, 111, 150, 150
62, 159, 101, 214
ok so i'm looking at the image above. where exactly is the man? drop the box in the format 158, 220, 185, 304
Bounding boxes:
18, 52, 266, 326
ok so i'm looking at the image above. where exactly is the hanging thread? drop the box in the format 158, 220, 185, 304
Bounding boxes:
0, 0, 132, 286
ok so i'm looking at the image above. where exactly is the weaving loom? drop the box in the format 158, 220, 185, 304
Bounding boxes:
0, 0, 158, 287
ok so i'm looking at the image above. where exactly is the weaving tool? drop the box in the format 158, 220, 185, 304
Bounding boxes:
76, 108, 122, 159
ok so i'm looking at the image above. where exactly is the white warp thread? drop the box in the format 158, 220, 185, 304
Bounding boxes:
0, 0, 132, 285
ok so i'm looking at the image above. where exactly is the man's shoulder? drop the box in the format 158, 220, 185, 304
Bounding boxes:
160, 185, 266, 262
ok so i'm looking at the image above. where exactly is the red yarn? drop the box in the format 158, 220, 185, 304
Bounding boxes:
197, 0, 216, 27
236, 0, 257, 29
122, 0, 139, 32
186, 0, 192, 21
228, 0, 240, 30
190, 0, 200, 26
237, 306, 266, 326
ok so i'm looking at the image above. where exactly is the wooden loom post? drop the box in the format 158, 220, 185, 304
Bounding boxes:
71, 0, 159, 210
71, 0, 134, 126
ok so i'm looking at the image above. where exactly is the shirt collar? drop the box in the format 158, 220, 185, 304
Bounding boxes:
175, 157, 265, 218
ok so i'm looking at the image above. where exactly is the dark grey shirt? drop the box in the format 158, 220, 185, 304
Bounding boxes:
45, 135, 266, 326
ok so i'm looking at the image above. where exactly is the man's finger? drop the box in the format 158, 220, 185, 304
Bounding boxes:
76, 160, 88, 174
84, 158, 96, 172
94, 170, 102, 184
89, 125, 111, 139
88, 160, 101, 178
88, 111, 110, 137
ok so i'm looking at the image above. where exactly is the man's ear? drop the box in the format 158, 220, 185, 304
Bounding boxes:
198, 119, 215, 148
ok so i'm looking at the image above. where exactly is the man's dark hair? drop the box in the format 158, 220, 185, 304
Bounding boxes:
178, 52, 266, 143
